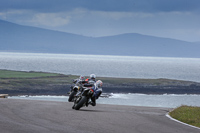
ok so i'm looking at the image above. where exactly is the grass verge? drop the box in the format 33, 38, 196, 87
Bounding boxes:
169, 105, 200, 128
0, 69, 61, 78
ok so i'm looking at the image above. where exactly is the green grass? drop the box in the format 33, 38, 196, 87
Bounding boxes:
98, 77, 191, 86
0, 69, 193, 85
0, 69, 198, 95
0, 70, 61, 78
0, 69, 79, 92
169, 105, 200, 128
0, 69, 198, 87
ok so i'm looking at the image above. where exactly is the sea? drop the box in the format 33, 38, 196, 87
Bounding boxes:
1, 52, 200, 108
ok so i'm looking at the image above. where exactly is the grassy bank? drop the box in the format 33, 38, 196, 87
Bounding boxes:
0, 69, 197, 85
0, 69, 77, 95
169, 105, 200, 128
1, 69, 200, 95
0, 70, 61, 78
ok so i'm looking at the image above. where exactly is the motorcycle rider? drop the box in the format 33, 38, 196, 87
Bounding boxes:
73, 75, 85, 84
88, 80, 103, 106
84, 74, 96, 86
68, 75, 85, 94
73, 74, 96, 95
72, 74, 96, 88
73, 74, 102, 107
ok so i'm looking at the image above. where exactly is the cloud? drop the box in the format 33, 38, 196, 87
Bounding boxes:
30, 13, 71, 27
0, 0, 200, 13
0, 0, 200, 41
89, 11, 154, 21
0, 9, 71, 27
0, 9, 25, 19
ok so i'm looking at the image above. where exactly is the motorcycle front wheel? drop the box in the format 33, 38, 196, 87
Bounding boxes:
74, 96, 87, 110
68, 91, 76, 102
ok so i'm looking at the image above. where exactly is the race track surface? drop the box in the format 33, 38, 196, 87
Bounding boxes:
0, 99, 199, 133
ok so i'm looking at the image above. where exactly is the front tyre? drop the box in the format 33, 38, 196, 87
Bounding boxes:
74, 96, 87, 110
68, 91, 76, 102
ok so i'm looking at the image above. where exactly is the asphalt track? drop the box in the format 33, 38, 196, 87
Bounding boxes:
0, 99, 199, 133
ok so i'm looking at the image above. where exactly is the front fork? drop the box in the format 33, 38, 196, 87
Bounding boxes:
73, 95, 90, 107
67, 86, 74, 94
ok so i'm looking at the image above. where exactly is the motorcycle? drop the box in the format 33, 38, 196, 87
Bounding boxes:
68, 85, 82, 102
72, 87, 96, 110
68, 79, 93, 102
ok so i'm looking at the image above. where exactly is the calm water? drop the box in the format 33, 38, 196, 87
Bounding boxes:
8, 94, 200, 108
0, 52, 200, 82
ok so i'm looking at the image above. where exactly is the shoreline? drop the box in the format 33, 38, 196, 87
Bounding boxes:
7, 92, 200, 98
8, 93, 200, 108
1, 69, 200, 95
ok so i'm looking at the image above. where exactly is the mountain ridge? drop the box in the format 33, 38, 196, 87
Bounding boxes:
0, 19, 199, 58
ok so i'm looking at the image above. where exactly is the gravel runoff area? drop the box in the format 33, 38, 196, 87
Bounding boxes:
0, 99, 199, 133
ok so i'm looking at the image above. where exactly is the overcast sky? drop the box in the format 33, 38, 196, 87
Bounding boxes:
0, 0, 200, 42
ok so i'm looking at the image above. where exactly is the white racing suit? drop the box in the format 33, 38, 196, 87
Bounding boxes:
90, 84, 102, 106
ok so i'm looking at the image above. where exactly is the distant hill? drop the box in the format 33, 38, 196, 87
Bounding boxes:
1, 19, 200, 58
